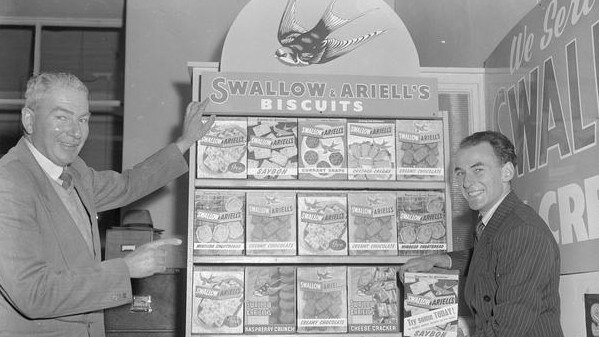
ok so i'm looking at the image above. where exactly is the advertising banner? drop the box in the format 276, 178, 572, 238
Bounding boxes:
199, 71, 438, 118
485, 0, 599, 273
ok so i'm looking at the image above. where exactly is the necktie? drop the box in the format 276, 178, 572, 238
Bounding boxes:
475, 215, 485, 240
59, 167, 73, 190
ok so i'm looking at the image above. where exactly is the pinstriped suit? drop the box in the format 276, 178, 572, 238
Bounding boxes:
450, 191, 563, 337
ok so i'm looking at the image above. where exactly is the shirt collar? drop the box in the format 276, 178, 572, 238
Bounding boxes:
479, 190, 510, 226
24, 138, 65, 182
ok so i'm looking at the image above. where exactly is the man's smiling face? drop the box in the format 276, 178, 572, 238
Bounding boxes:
24, 86, 90, 166
454, 142, 511, 213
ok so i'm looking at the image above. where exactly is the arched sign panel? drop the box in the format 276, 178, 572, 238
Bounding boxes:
485, 0, 599, 274
220, 0, 420, 76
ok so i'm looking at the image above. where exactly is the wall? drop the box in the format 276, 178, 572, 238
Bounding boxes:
123, 0, 248, 238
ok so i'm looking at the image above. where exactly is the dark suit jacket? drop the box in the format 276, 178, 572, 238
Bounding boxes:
0, 138, 188, 337
449, 191, 563, 337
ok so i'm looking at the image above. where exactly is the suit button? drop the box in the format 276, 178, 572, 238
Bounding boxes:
483, 295, 491, 302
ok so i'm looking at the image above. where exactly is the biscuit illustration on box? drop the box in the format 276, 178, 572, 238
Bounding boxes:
348, 266, 400, 333
245, 266, 296, 334
397, 191, 446, 257
246, 192, 296, 255
348, 192, 398, 256
197, 117, 247, 179
194, 190, 245, 256
297, 266, 347, 333
403, 268, 459, 337
396, 120, 444, 181
298, 118, 347, 180
192, 267, 245, 334
247, 117, 298, 179
298, 193, 348, 255
347, 120, 396, 180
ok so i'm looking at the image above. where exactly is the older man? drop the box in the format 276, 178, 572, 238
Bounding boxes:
400, 131, 563, 337
0, 72, 214, 336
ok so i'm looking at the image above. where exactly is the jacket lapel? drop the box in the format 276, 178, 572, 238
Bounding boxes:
481, 191, 518, 242
69, 167, 101, 260
15, 138, 95, 261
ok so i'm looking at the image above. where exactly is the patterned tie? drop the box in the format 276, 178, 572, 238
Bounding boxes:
475, 214, 485, 240
59, 167, 73, 190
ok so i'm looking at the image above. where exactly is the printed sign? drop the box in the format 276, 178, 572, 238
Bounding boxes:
199, 72, 438, 118
297, 266, 347, 333
485, 0, 599, 273
245, 266, 296, 334
348, 266, 400, 333
403, 269, 459, 337
192, 267, 244, 334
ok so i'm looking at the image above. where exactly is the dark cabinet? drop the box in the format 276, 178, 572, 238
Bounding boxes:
105, 269, 186, 337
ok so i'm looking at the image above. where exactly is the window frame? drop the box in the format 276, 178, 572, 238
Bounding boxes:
0, 16, 123, 114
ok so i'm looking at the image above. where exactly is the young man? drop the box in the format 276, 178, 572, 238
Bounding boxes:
0, 72, 214, 336
400, 131, 563, 336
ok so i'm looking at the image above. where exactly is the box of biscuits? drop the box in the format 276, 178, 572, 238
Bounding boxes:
403, 268, 459, 337
247, 117, 298, 179
246, 191, 296, 255
298, 118, 347, 180
397, 191, 446, 257
297, 266, 347, 333
194, 190, 245, 256
297, 193, 348, 256
348, 192, 398, 256
348, 266, 400, 333
347, 120, 396, 180
192, 266, 245, 334
197, 117, 247, 179
245, 266, 296, 334
396, 119, 444, 181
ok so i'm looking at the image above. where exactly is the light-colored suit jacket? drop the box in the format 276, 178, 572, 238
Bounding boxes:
0, 138, 188, 337
449, 191, 563, 337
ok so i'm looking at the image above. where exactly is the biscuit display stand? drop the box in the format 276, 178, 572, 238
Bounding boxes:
185, 62, 452, 337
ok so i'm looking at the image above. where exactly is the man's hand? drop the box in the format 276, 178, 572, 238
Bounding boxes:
398, 254, 451, 282
123, 238, 182, 278
176, 99, 216, 153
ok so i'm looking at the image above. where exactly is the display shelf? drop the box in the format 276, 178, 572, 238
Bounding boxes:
186, 64, 451, 337
192, 334, 402, 337
193, 255, 412, 265
194, 179, 446, 190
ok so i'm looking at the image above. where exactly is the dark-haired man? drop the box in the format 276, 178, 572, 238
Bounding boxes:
400, 131, 563, 336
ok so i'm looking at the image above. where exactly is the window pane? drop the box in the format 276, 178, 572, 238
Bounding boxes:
0, 112, 22, 156
0, 25, 34, 99
40, 27, 123, 101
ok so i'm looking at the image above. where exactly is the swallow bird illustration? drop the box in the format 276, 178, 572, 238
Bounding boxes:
276, 0, 385, 66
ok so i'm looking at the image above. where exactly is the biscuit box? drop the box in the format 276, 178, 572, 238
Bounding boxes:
244, 266, 296, 334
397, 191, 446, 257
297, 193, 348, 256
403, 268, 459, 337
247, 117, 298, 179
348, 266, 400, 333
396, 120, 445, 181
192, 266, 245, 334
194, 190, 245, 256
297, 266, 347, 333
197, 117, 247, 179
347, 119, 396, 180
246, 191, 296, 256
298, 118, 347, 180
348, 192, 398, 256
